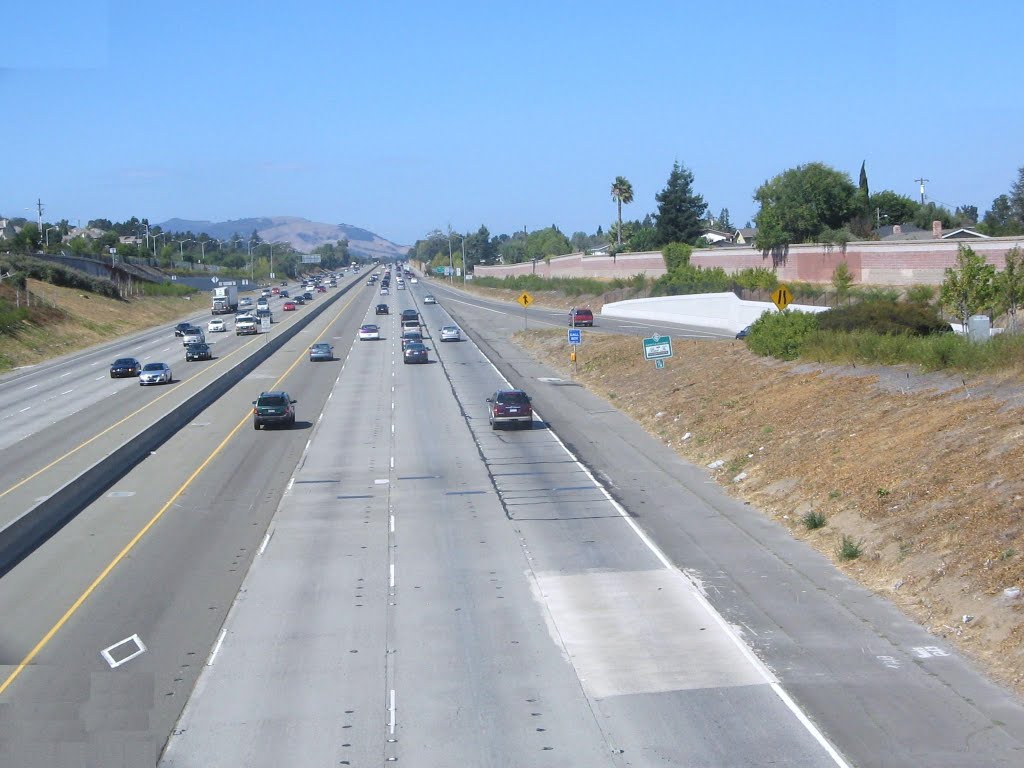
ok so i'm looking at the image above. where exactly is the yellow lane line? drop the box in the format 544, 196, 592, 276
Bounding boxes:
0, 291, 360, 697
0, 304, 313, 501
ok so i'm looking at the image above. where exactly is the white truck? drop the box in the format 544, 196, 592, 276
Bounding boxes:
211, 284, 239, 314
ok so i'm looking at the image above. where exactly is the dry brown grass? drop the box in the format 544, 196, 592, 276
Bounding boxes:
0, 279, 198, 370
517, 329, 1024, 694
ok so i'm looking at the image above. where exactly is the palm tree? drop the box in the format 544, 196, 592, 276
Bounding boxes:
610, 176, 634, 247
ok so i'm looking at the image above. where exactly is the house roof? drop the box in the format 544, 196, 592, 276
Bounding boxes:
941, 227, 990, 239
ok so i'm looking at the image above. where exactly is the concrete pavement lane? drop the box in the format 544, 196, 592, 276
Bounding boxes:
0, 283, 372, 766
421, 277, 733, 339
0, 278, 356, 533
437, 282, 1024, 767
161, 285, 842, 767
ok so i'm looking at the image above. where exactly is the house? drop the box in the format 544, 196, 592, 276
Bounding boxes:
0, 219, 17, 241
588, 243, 613, 256
700, 228, 734, 244
733, 227, 757, 245
881, 222, 990, 240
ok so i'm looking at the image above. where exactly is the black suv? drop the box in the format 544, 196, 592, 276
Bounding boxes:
252, 391, 297, 430
401, 309, 419, 322
376, 304, 389, 315
174, 322, 196, 337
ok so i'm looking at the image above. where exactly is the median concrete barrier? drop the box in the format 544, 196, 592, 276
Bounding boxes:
0, 276, 361, 576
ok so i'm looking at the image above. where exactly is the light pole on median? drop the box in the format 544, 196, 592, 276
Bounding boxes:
174, 238, 193, 265
45, 226, 60, 247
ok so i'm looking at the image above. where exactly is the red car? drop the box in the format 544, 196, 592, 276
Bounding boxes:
569, 307, 594, 327
317, 284, 327, 293
283, 301, 296, 311
272, 287, 280, 295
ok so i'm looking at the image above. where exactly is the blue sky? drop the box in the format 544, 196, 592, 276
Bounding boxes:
2, 0, 1022, 246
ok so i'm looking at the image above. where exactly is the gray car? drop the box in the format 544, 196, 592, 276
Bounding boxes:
309, 342, 334, 361
139, 362, 172, 385
440, 325, 461, 342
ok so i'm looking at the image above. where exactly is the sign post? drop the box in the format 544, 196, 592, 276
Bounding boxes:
643, 334, 673, 368
517, 291, 534, 330
568, 328, 582, 375
771, 284, 793, 311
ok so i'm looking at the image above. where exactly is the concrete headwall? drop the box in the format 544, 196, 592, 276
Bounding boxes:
474, 236, 1024, 286
602, 292, 828, 335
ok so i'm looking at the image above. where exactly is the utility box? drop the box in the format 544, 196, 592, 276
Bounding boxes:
968, 314, 991, 343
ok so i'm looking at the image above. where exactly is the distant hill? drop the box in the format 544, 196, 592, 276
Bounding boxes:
156, 216, 408, 260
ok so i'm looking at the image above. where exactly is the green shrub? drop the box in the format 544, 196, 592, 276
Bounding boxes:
732, 267, 778, 291
802, 510, 828, 530
652, 265, 731, 296
746, 310, 819, 360
905, 284, 936, 304
816, 299, 951, 336
837, 535, 864, 560
661, 242, 693, 272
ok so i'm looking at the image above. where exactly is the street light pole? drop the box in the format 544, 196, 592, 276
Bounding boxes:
45, 226, 59, 247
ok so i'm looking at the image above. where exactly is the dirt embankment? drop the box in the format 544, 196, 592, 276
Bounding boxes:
0, 280, 198, 371
515, 329, 1024, 696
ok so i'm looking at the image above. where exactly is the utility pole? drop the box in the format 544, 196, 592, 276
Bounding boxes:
36, 198, 44, 234
915, 177, 929, 205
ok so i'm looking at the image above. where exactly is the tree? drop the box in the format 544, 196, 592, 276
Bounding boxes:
753, 162, 858, 251
661, 242, 692, 273
832, 261, 853, 300
940, 244, 996, 330
858, 161, 870, 215
716, 207, 732, 230
997, 247, 1024, 332
654, 161, 707, 246
981, 194, 1020, 236
1010, 166, 1024, 226
912, 201, 955, 230
954, 204, 978, 226
610, 176, 634, 247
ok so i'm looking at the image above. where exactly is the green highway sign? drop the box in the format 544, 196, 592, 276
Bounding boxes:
643, 335, 673, 360
434, 266, 446, 275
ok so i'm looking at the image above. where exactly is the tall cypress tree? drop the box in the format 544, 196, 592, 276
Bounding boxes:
858, 160, 870, 216
654, 161, 707, 245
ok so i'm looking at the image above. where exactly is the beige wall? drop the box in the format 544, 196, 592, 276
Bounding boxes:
473, 237, 1024, 286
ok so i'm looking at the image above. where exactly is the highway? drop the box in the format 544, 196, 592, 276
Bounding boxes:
1, 268, 1023, 766
0, 277, 351, 544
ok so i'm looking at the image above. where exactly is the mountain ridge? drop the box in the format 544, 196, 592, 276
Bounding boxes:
156, 216, 408, 260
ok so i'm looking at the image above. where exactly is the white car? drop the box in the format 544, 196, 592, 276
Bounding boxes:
239, 297, 253, 307
423, 295, 436, 305
410, 277, 418, 284
440, 325, 461, 342
358, 323, 381, 341
380, 287, 390, 295
139, 362, 172, 385
208, 319, 227, 333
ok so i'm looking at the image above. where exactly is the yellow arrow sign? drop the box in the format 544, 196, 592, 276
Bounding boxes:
771, 284, 793, 311
517, 292, 534, 308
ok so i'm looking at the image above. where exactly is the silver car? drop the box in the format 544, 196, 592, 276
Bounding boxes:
440, 325, 461, 342
139, 362, 172, 385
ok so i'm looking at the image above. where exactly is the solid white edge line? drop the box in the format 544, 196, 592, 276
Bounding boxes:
476, 337, 852, 768
258, 529, 273, 555
206, 628, 227, 667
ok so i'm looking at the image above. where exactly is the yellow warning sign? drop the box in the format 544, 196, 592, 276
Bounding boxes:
771, 284, 793, 311
517, 292, 534, 308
